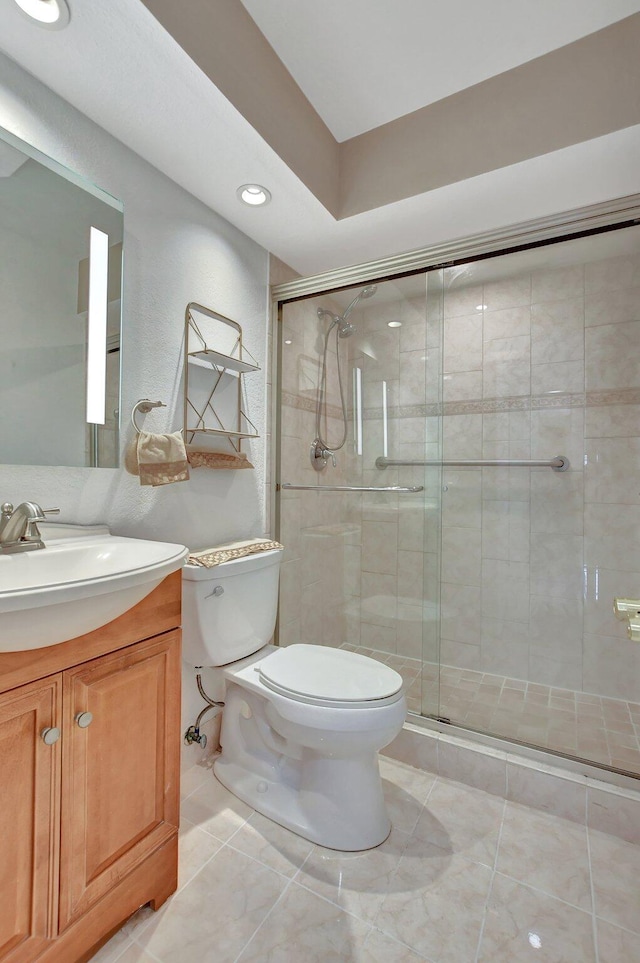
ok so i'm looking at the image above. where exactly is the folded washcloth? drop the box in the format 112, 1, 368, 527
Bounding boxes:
186, 447, 254, 470
187, 537, 283, 568
136, 430, 190, 486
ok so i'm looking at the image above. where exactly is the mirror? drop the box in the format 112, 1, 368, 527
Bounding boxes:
0, 126, 123, 468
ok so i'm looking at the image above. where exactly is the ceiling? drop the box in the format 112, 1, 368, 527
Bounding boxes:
0, 0, 638, 278
240, 0, 640, 141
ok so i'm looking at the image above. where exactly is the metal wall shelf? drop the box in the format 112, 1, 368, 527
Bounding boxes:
187, 348, 260, 374
184, 302, 260, 451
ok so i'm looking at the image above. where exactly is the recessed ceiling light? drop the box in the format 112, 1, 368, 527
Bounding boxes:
476, 304, 487, 311
237, 184, 271, 206
13, 0, 70, 28
387, 321, 402, 328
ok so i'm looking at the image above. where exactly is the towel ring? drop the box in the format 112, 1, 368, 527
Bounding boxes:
131, 399, 167, 434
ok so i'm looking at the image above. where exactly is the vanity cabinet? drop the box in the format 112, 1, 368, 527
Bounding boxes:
0, 677, 61, 963
0, 572, 181, 963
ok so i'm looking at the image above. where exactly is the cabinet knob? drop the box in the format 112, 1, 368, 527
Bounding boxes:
41, 727, 60, 746
75, 711, 93, 729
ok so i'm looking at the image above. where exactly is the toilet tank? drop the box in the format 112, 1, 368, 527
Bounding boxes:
182, 547, 283, 666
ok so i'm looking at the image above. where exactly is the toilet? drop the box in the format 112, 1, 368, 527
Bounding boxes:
182, 545, 406, 851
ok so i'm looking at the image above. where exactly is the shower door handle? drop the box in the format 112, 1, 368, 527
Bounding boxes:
280, 483, 424, 493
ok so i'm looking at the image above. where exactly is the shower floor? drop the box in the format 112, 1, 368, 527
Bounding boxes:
341, 644, 640, 776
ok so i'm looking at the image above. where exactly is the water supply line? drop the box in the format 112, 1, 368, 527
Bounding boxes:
183, 672, 225, 749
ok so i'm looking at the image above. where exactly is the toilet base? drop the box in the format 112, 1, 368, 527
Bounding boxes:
214, 752, 392, 852
214, 669, 404, 851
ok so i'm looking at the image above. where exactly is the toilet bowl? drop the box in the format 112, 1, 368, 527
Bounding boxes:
182, 545, 406, 851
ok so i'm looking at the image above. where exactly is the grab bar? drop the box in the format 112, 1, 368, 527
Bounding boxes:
375, 455, 569, 472
279, 483, 424, 493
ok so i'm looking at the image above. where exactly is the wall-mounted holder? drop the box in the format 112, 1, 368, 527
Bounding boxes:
613, 597, 640, 641
183, 302, 260, 453
131, 398, 166, 434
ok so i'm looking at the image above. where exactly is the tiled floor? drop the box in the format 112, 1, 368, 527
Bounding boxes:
342, 644, 640, 775
93, 756, 640, 963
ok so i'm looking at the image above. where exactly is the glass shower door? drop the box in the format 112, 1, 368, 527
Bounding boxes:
277, 272, 442, 719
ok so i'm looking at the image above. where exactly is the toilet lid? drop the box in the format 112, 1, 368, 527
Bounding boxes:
258, 644, 403, 703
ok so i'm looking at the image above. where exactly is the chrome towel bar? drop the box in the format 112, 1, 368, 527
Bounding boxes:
279, 483, 424, 493
375, 455, 569, 472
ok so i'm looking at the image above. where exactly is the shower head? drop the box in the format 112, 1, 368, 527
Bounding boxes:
337, 318, 356, 338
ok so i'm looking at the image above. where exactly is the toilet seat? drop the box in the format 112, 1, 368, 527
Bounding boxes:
257, 644, 403, 708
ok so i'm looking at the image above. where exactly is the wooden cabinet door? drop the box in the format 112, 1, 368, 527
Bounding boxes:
0, 675, 61, 963
59, 631, 181, 930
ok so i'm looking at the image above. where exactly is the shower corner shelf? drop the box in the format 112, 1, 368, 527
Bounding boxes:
184, 302, 260, 452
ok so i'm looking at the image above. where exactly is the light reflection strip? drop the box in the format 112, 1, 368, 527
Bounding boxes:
86, 226, 109, 425
355, 366, 363, 456
382, 380, 388, 458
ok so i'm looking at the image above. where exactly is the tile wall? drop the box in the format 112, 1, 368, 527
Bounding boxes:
439, 247, 640, 713
279, 293, 361, 652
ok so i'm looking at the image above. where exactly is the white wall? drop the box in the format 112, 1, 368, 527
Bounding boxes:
0, 50, 269, 542
0, 51, 271, 761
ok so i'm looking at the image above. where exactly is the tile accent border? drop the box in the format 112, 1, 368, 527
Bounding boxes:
283, 387, 640, 419
382, 722, 640, 843
281, 388, 342, 420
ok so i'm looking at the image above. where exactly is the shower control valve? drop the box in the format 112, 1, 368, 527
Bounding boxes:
310, 438, 336, 471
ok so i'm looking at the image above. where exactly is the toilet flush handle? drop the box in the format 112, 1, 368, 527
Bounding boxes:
206, 585, 224, 599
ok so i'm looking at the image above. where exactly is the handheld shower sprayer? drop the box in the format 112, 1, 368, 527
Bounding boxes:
312, 285, 378, 469
342, 284, 377, 322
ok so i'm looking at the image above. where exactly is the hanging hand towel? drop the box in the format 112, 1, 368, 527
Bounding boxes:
186, 447, 254, 470
124, 435, 141, 476
137, 430, 190, 486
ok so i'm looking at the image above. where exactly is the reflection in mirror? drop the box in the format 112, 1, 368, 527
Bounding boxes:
0, 127, 123, 468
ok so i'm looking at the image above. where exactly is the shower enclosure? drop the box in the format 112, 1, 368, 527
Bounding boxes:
275, 210, 640, 780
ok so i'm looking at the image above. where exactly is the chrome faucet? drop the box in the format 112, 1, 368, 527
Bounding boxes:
0, 502, 60, 553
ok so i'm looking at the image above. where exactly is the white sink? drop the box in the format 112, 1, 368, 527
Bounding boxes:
0, 524, 188, 652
